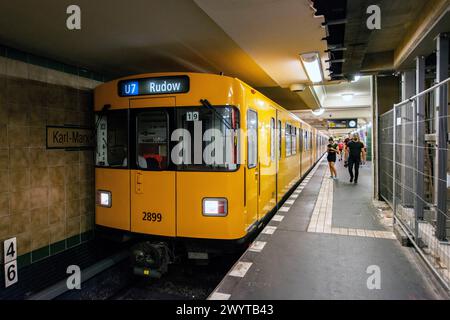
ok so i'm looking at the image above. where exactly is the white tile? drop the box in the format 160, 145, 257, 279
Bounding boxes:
272, 215, 284, 222
331, 228, 340, 234
278, 206, 290, 212
290, 194, 299, 199
249, 241, 266, 252
285, 200, 295, 205
384, 232, 396, 239
209, 292, 231, 300
262, 226, 277, 234
365, 230, 376, 238
229, 261, 252, 277
356, 229, 365, 237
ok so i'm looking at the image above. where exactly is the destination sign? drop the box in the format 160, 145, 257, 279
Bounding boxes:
46, 126, 94, 149
118, 75, 190, 97
327, 119, 358, 129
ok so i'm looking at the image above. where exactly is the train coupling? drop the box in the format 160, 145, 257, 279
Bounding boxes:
131, 241, 172, 278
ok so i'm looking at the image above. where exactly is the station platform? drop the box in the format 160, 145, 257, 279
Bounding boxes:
209, 158, 444, 300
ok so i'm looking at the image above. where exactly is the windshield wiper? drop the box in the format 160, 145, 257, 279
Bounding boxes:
200, 99, 233, 130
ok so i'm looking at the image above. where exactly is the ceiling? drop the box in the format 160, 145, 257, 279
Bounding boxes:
342, 0, 445, 75
0, 0, 274, 84
294, 107, 371, 135
194, 0, 331, 87
0, 0, 333, 110
319, 75, 371, 109
293, 75, 372, 133
0, 0, 446, 120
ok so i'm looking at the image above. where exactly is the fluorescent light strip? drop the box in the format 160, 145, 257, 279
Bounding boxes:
300, 52, 323, 84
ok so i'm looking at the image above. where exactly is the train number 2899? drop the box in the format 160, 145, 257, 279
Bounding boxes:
142, 212, 162, 222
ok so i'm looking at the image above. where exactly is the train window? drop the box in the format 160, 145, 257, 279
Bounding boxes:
304, 130, 308, 150
285, 123, 291, 157
95, 110, 128, 168
292, 127, 297, 155
176, 106, 240, 171
299, 128, 303, 151
136, 110, 169, 170
278, 120, 282, 159
247, 110, 258, 168
270, 118, 275, 162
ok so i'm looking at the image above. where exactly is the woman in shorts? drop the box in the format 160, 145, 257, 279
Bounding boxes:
327, 137, 339, 179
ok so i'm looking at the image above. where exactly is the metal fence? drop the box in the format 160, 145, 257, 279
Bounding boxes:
379, 78, 450, 290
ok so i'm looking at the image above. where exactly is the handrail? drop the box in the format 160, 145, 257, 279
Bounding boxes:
393, 76, 450, 108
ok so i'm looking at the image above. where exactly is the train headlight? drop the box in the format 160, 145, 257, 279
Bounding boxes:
96, 190, 112, 208
202, 198, 228, 217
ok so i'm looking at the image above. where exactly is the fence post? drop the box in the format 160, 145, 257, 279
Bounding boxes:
415, 56, 425, 241
393, 104, 397, 223
435, 33, 448, 241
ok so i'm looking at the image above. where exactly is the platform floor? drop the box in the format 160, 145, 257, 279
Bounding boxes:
209, 158, 444, 300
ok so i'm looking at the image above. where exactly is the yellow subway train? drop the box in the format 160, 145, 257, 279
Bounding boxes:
94, 72, 327, 276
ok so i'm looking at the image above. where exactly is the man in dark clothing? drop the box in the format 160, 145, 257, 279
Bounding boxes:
346, 133, 365, 184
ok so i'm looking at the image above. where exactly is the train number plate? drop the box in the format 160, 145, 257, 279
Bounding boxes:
142, 212, 162, 222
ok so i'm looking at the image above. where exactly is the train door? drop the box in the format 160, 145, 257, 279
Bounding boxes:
129, 99, 177, 237
257, 107, 277, 219
246, 109, 259, 225
276, 114, 282, 202
299, 127, 303, 177
95, 109, 130, 231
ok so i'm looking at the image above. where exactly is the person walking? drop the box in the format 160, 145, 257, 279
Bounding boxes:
345, 133, 365, 184
337, 139, 344, 161
327, 137, 339, 179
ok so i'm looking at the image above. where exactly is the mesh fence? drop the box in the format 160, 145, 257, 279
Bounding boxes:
379, 82, 450, 289
379, 110, 394, 206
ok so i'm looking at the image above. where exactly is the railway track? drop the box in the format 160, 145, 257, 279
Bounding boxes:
55, 252, 242, 300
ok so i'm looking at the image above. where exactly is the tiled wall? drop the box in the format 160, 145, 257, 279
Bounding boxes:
0, 56, 101, 267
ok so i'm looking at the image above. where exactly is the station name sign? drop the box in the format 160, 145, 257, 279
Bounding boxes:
46, 126, 94, 149
327, 118, 358, 129
118, 75, 190, 97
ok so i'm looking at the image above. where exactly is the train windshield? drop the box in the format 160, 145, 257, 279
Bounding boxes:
95, 110, 128, 168
95, 106, 240, 171
174, 106, 240, 171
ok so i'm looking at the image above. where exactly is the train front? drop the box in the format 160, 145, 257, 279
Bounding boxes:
94, 73, 245, 277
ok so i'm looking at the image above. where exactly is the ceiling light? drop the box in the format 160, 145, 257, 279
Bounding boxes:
300, 52, 324, 84
311, 108, 325, 116
342, 93, 354, 101
290, 83, 306, 92
351, 75, 361, 82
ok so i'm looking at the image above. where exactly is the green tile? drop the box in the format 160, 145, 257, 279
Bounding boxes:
93, 73, 104, 82
81, 231, 93, 242
1, 44, 106, 82
28, 54, 48, 68
47, 59, 64, 72
17, 253, 31, 269
63, 64, 78, 76
7, 47, 28, 62
67, 234, 81, 248
79, 69, 92, 79
50, 240, 66, 255
31, 245, 50, 262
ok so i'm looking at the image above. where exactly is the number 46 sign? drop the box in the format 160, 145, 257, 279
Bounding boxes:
3, 238, 18, 288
